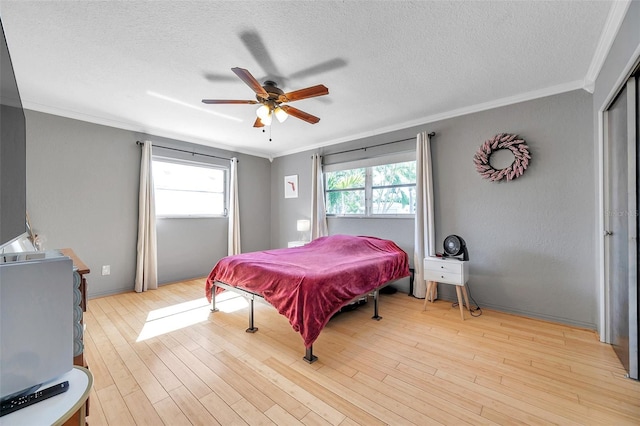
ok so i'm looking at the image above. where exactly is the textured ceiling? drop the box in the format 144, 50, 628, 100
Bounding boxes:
0, 1, 625, 158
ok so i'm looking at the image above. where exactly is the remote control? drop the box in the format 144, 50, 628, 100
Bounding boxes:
0, 381, 69, 417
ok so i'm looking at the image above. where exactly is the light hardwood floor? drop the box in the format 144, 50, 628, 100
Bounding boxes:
84, 278, 640, 425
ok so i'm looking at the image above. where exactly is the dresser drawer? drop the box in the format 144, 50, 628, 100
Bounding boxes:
424, 269, 462, 285
424, 258, 464, 274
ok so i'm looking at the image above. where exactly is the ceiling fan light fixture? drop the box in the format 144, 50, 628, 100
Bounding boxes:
256, 104, 273, 125
274, 106, 288, 123
256, 104, 270, 120
256, 105, 273, 126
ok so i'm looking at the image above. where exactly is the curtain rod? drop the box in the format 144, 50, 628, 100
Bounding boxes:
136, 141, 234, 162
322, 132, 435, 157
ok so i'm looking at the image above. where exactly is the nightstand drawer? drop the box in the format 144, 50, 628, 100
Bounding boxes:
424, 257, 469, 286
424, 258, 464, 274
424, 269, 462, 285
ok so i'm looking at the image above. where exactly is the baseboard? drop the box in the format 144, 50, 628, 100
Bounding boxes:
431, 293, 597, 331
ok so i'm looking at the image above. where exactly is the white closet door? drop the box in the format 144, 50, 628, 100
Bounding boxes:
605, 75, 638, 380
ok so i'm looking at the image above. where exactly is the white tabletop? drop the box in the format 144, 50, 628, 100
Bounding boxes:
0, 366, 93, 426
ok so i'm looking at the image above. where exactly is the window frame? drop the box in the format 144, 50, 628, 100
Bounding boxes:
152, 155, 229, 219
324, 151, 416, 218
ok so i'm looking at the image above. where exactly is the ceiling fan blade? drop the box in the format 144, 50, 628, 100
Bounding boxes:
253, 117, 265, 128
231, 67, 269, 99
202, 99, 258, 104
280, 105, 320, 124
282, 85, 329, 103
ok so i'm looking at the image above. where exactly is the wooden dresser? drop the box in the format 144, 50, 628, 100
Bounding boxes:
60, 248, 90, 425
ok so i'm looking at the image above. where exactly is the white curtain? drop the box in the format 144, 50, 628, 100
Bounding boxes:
414, 132, 436, 299
228, 157, 241, 255
135, 141, 158, 292
310, 153, 328, 239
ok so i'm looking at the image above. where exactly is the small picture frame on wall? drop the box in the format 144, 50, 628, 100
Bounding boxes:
284, 175, 298, 198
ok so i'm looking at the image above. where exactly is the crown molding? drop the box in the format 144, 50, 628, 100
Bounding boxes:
22, 100, 272, 159
273, 79, 585, 158
583, 0, 632, 93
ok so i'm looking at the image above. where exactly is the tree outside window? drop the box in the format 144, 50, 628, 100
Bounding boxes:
325, 160, 416, 216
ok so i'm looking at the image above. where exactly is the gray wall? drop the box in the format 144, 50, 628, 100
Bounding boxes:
25, 110, 270, 298
429, 91, 594, 327
270, 150, 313, 248
273, 89, 597, 328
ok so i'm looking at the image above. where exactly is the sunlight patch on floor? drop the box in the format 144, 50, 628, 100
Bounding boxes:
136, 293, 249, 341
214, 291, 250, 313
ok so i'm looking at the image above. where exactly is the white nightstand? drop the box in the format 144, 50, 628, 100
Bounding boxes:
423, 257, 470, 320
287, 241, 308, 248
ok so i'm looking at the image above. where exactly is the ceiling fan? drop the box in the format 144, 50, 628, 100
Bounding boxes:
202, 67, 329, 127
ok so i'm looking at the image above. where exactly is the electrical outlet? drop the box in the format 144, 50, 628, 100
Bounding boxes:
101, 265, 110, 276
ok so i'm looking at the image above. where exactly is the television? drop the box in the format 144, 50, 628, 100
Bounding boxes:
0, 17, 74, 409
0, 17, 27, 249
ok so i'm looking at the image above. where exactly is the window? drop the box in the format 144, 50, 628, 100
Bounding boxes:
325, 153, 416, 217
152, 158, 227, 217
325, 167, 366, 215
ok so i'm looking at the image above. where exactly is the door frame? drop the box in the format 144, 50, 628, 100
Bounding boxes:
630, 77, 639, 378
598, 50, 640, 344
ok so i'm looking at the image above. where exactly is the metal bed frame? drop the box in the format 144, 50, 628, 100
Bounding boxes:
210, 280, 386, 363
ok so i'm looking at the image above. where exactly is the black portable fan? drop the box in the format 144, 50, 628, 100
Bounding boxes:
443, 235, 469, 261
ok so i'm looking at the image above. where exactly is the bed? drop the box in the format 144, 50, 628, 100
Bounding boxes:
205, 234, 410, 363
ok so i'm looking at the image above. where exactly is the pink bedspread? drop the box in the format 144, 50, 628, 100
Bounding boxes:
205, 234, 409, 347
